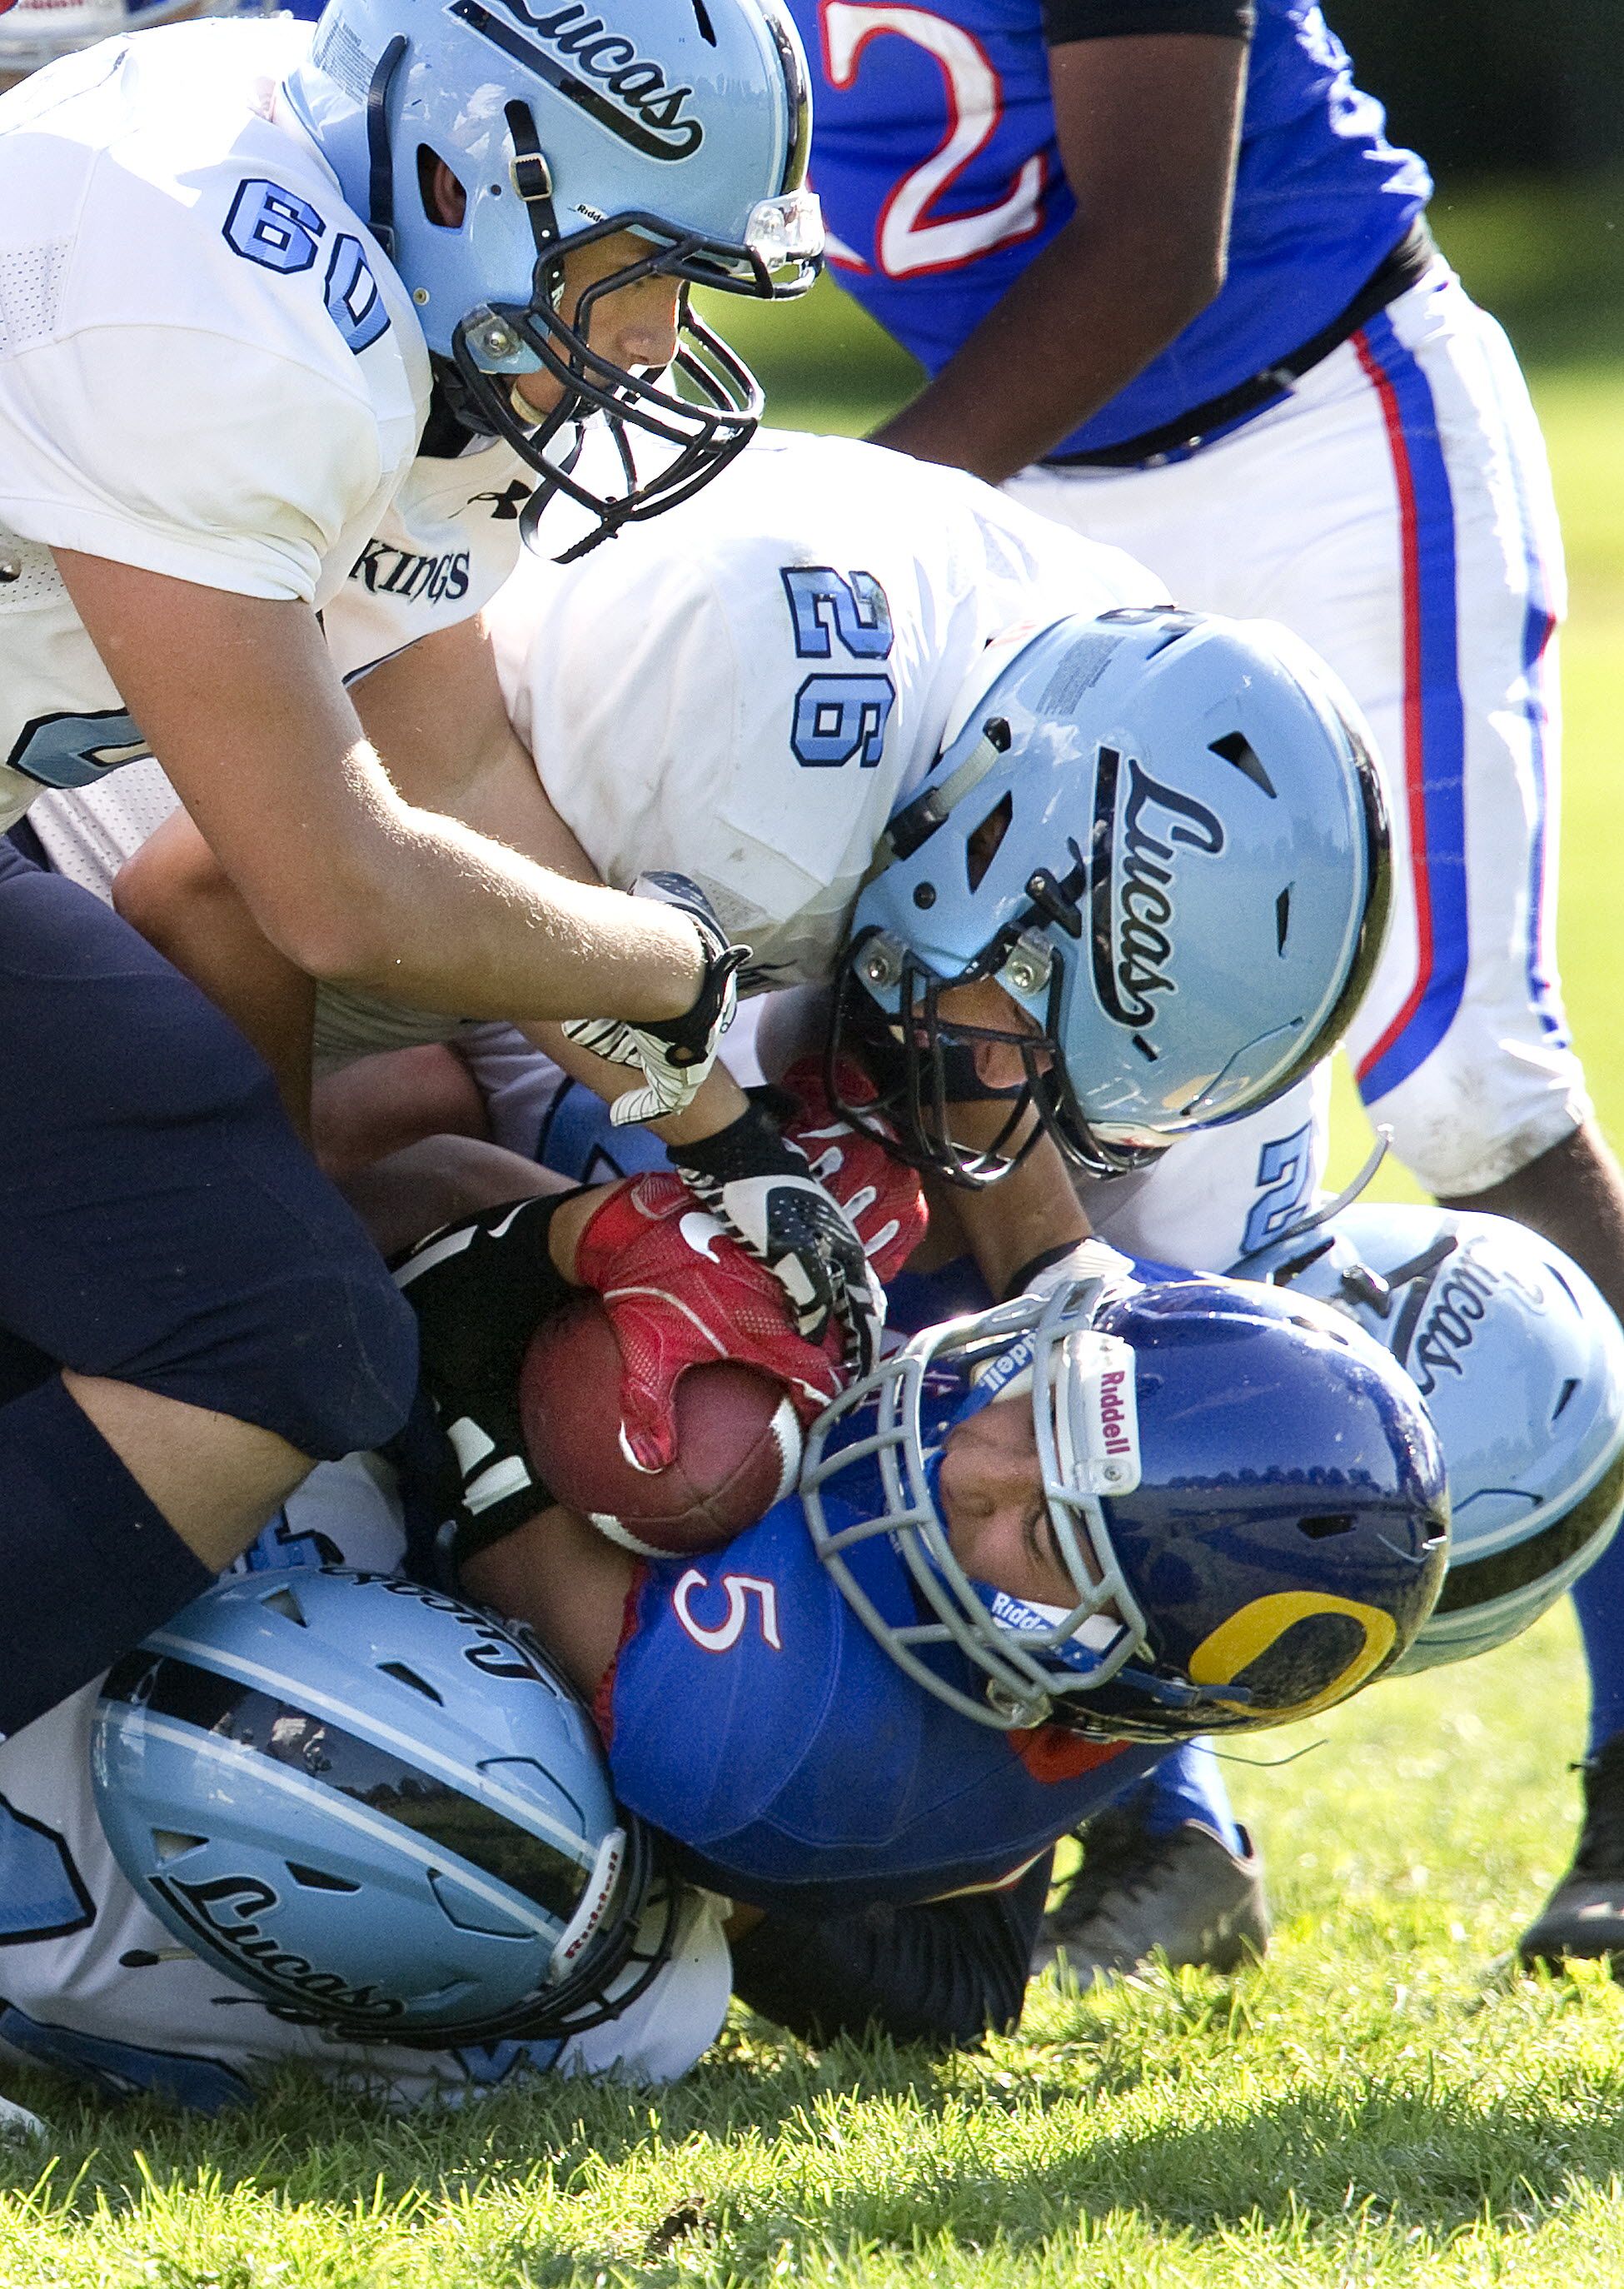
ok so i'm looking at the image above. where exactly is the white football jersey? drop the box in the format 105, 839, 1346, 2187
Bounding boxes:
24, 431, 1167, 1066
321, 430, 535, 685
0, 16, 440, 831
486, 429, 1168, 991
0, 1455, 730, 2112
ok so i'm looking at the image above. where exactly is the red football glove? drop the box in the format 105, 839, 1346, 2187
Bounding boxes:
573, 1172, 843, 1474
778, 1055, 928, 1284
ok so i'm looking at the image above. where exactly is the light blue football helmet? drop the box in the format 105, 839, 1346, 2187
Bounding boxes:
92, 1569, 672, 2045
1233, 1204, 1624, 1675
284, 0, 819, 554
829, 606, 1390, 1185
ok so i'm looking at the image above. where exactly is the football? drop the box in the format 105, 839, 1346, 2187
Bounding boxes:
518, 1294, 805, 1558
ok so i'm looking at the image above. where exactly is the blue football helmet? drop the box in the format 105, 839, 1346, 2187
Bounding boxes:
828, 607, 1390, 1185
92, 1569, 672, 2046
0, 0, 270, 76
1234, 1204, 1624, 1675
284, 0, 819, 555
801, 1261, 1449, 1738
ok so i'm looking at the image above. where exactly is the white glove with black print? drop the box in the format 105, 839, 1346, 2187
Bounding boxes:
560, 872, 747, 1127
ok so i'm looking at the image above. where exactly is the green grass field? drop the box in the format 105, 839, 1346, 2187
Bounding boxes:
7, 227, 1624, 2288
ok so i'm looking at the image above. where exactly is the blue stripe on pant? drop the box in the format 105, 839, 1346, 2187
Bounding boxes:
1351, 308, 1471, 1110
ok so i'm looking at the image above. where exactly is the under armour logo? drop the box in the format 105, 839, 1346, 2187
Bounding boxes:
471, 481, 531, 521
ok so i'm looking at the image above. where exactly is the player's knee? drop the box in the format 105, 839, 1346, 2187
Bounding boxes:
62, 1075, 421, 1460
1360, 1020, 1588, 1200
251, 1247, 420, 1460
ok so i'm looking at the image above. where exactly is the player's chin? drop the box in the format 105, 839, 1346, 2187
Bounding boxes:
509, 375, 565, 424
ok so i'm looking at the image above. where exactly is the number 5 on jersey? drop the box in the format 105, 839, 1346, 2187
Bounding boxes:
782, 566, 896, 770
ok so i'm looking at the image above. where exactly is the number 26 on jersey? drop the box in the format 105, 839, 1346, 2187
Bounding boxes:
782, 565, 896, 770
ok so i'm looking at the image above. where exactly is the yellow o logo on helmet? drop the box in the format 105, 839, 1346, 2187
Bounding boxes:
1188, 1592, 1398, 1725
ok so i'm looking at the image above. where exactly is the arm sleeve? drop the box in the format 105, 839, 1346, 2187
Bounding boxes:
1040, 0, 1254, 44
0, 327, 388, 601
730, 1855, 1053, 2047
391, 1187, 591, 1583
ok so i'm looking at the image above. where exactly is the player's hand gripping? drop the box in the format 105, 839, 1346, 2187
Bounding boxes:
391, 1195, 568, 1566
559, 872, 748, 1127
672, 1058, 924, 1375
572, 1173, 844, 1474
776, 1055, 929, 1285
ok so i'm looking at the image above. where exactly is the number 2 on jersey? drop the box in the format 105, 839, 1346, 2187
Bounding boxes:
821, 4, 1045, 277
782, 566, 896, 770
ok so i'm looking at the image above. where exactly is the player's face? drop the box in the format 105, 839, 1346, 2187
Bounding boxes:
933, 976, 1048, 1092
509, 232, 684, 421
423, 166, 683, 422
936, 1395, 1085, 1610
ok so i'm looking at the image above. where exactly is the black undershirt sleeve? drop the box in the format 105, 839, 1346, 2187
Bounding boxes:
391, 1187, 592, 1583
730, 1855, 1054, 2047
1040, 0, 1254, 47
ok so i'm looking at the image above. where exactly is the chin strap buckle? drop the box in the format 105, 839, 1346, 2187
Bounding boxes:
505, 101, 560, 252
510, 147, 553, 209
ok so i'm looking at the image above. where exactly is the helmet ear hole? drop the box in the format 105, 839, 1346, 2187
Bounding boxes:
418, 147, 467, 231
152, 1830, 205, 1864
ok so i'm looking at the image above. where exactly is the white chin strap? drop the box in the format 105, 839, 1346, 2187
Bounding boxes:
1018, 1598, 1122, 1652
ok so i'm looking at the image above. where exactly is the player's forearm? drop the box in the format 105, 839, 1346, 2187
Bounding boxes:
50, 561, 706, 1030
872, 33, 1245, 486
256, 779, 706, 1026
460, 1499, 634, 1699
870, 212, 1223, 486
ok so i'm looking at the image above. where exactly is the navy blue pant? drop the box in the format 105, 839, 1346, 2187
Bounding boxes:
0, 835, 417, 1734
0, 837, 415, 1445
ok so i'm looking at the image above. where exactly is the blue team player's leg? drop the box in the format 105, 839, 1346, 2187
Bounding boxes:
1332, 290, 1624, 1317
1518, 1524, 1624, 1965
1330, 286, 1624, 1962
0, 840, 416, 1738
1022, 267, 1624, 1971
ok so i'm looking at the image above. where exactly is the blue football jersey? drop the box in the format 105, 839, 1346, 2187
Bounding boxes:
792, 0, 1431, 453
599, 1489, 1172, 1914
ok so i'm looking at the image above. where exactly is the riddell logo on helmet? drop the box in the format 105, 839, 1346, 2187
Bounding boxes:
1096, 1366, 1133, 1458
1089, 747, 1225, 1037
1081, 1349, 1141, 1490
474, 0, 705, 160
